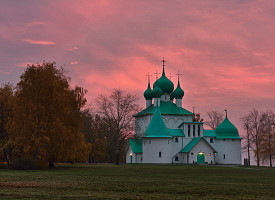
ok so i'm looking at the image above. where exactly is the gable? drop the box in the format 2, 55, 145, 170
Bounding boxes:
180, 137, 216, 153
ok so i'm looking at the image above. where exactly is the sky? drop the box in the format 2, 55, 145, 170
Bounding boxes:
1, 0, 275, 140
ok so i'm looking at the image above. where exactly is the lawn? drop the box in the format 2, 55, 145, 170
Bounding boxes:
0, 164, 274, 199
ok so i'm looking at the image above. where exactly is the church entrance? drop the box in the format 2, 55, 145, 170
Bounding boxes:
197, 153, 205, 164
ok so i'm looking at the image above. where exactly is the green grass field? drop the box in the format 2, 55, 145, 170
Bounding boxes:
0, 164, 274, 199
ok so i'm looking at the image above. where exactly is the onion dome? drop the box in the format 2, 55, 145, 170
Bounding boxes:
173, 79, 184, 99
144, 82, 152, 100
152, 81, 163, 98
157, 67, 174, 94
170, 91, 175, 100
215, 115, 241, 139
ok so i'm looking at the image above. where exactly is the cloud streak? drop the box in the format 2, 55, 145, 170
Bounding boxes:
22, 39, 56, 45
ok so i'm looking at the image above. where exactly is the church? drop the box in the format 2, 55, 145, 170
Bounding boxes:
126, 61, 242, 165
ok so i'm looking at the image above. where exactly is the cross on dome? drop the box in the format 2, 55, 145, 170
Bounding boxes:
176, 70, 182, 81
146, 72, 152, 83
161, 57, 167, 68
154, 70, 160, 80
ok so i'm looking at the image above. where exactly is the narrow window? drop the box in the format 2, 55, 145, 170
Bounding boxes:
188, 125, 190, 137
175, 137, 179, 143
175, 156, 179, 161
141, 157, 143, 161
159, 152, 162, 157
198, 125, 200, 136
210, 138, 214, 143
149, 139, 151, 144
168, 139, 170, 144
223, 154, 225, 159
193, 125, 195, 137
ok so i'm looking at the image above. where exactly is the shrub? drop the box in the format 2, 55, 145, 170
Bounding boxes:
9, 158, 48, 170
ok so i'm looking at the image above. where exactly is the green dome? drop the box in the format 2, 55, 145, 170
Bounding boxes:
215, 117, 241, 139
170, 91, 175, 100
173, 80, 184, 99
144, 82, 152, 100
153, 67, 174, 94
152, 81, 162, 98
157, 68, 174, 94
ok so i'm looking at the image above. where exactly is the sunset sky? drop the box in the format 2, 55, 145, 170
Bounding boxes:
1, 0, 275, 136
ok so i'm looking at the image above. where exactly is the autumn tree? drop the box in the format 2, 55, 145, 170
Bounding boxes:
95, 89, 140, 165
241, 109, 275, 167
82, 109, 110, 163
8, 62, 90, 168
0, 83, 14, 166
205, 111, 224, 130
193, 113, 203, 122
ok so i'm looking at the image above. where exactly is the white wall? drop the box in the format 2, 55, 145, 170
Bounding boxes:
143, 138, 173, 163
214, 139, 242, 165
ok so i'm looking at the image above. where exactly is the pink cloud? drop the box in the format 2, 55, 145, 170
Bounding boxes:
22, 39, 56, 45
70, 61, 78, 65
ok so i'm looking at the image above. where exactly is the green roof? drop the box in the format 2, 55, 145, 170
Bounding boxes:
129, 139, 143, 153
203, 129, 216, 137
180, 137, 203, 153
180, 137, 217, 153
135, 101, 193, 117
215, 117, 242, 139
144, 108, 171, 138
168, 129, 185, 137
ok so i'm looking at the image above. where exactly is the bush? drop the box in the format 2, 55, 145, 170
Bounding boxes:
9, 158, 48, 170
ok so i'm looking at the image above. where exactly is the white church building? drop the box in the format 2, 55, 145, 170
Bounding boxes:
126, 63, 242, 165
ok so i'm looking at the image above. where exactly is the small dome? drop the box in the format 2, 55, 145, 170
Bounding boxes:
170, 91, 175, 100
173, 80, 184, 99
144, 82, 152, 100
215, 116, 240, 138
152, 82, 162, 98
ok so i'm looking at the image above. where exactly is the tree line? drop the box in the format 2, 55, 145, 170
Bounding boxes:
0, 62, 139, 169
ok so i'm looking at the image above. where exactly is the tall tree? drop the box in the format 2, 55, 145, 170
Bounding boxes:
95, 89, 140, 165
247, 109, 261, 166
258, 110, 275, 167
0, 83, 14, 166
8, 62, 90, 167
241, 115, 252, 166
205, 111, 224, 130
